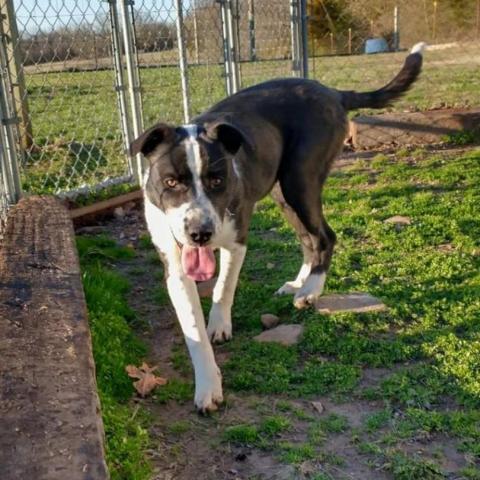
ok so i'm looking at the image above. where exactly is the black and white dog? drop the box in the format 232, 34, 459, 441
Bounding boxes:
131, 44, 425, 412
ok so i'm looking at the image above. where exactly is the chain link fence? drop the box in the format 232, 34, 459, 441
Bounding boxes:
1, 0, 479, 227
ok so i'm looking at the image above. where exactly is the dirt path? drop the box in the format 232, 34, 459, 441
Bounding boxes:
97, 210, 394, 480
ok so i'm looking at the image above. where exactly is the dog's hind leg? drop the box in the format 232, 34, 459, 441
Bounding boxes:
207, 243, 247, 343
276, 168, 337, 309
292, 216, 336, 308
271, 183, 314, 295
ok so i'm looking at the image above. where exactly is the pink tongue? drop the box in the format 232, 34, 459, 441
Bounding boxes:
181, 246, 216, 281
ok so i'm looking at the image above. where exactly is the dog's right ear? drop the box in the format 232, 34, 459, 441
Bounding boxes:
130, 123, 176, 157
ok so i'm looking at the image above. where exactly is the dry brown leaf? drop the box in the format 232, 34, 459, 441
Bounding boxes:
126, 362, 167, 397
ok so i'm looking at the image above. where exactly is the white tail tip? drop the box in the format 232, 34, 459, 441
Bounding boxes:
410, 42, 427, 55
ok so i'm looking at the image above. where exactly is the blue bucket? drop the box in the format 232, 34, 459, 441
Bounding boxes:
365, 38, 389, 54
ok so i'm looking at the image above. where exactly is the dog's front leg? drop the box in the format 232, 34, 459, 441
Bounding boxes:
166, 270, 223, 412
207, 243, 247, 343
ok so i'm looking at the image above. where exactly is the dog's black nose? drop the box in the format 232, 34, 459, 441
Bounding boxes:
189, 229, 212, 245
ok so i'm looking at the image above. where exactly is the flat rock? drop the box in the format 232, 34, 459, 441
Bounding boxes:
384, 215, 411, 225
260, 313, 280, 329
75, 225, 107, 235
197, 277, 217, 298
253, 324, 303, 346
316, 293, 386, 314
311, 401, 325, 414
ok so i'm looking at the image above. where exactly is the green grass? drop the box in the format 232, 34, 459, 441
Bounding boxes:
279, 442, 316, 464
217, 147, 480, 476
223, 424, 261, 445
77, 235, 151, 480
317, 414, 350, 434
77, 146, 480, 478
153, 378, 194, 404
167, 420, 191, 435
21, 44, 480, 194
386, 451, 444, 480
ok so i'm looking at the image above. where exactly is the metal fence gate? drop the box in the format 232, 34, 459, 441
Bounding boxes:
1, 0, 479, 229
0, 0, 308, 225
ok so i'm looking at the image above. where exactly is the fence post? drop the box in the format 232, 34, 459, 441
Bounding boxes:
290, 0, 300, 77
476, 0, 480, 39
219, 0, 240, 95
300, 0, 308, 78
393, 5, 399, 51
108, 0, 133, 178
219, 0, 232, 95
192, 0, 200, 64
248, 0, 256, 61
118, 0, 145, 184
0, 0, 33, 152
291, 0, 309, 78
0, 6, 21, 204
175, 0, 191, 123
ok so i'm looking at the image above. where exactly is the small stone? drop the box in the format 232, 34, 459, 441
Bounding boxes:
311, 401, 324, 414
75, 225, 107, 235
266, 262, 275, 269
437, 243, 455, 253
197, 277, 217, 298
114, 206, 125, 218
254, 324, 303, 346
316, 293, 386, 314
261, 313, 280, 330
384, 215, 411, 225
123, 201, 136, 213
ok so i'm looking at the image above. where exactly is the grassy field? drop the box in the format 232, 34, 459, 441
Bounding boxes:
20, 43, 480, 194
79, 145, 480, 479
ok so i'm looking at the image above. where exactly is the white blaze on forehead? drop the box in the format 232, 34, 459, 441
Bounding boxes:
180, 123, 221, 238
182, 124, 203, 180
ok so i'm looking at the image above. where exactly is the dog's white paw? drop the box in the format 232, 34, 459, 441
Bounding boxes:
207, 304, 232, 343
194, 366, 223, 414
275, 280, 302, 295
293, 273, 326, 309
275, 263, 311, 296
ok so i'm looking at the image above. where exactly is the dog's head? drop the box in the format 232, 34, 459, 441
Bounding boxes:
131, 120, 252, 279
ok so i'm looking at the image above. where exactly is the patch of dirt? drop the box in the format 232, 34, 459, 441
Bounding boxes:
358, 367, 394, 390
400, 435, 470, 475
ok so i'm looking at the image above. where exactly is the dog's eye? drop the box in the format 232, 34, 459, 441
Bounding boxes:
210, 177, 223, 188
164, 178, 178, 188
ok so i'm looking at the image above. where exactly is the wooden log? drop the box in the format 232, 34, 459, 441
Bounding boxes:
350, 108, 480, 149
70, 189, 142, 227
0, 196, 108, 480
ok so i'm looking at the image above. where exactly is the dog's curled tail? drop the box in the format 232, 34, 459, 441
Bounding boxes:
340, 42, 426, 111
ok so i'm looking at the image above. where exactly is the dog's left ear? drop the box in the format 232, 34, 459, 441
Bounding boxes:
205, 121, 254, 155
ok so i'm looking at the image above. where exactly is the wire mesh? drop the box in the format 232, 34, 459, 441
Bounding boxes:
0, 0, 479, 221
236, 0, 294, 87
132, 0, 227, 127
307, 0, 480, 117
7, 0, 129, 195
